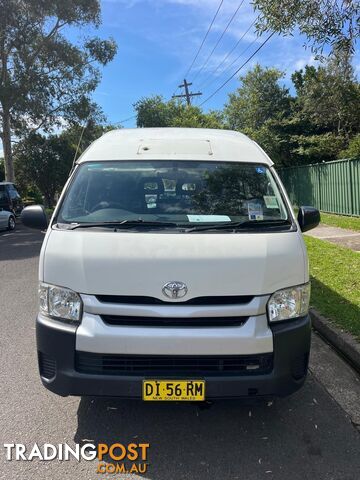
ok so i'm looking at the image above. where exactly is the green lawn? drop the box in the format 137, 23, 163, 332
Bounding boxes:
305, 236, 360, 338
320, 212, 360, 232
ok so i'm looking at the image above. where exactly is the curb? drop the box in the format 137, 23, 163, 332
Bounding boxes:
310, 308, 360, 373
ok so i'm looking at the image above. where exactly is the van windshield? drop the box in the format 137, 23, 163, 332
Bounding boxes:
56, 161, 290, 228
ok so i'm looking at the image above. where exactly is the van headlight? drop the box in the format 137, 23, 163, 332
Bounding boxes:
39, 283, 82, 322
267, 283, 310, 323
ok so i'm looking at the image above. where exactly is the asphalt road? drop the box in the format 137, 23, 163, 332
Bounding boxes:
0, 224, 359, 480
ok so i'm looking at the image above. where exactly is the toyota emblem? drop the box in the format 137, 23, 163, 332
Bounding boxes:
162, 281, 188, 299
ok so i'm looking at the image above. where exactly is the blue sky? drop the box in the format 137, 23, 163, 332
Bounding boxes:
1, 1, 359, 158
88, 0, 359, 127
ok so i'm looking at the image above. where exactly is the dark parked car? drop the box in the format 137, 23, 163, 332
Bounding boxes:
0, 182, 23, 216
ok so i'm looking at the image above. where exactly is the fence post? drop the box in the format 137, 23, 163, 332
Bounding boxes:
318, 165, 322, 211
347, 159, 354, 216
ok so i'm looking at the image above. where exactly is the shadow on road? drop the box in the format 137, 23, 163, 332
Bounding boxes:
0, 222, 44, 261
73, 378, 359, 479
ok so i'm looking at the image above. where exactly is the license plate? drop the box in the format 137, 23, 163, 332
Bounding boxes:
143, 380, 205, 401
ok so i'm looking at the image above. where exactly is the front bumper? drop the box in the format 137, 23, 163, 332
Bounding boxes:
36, 314, 311, 399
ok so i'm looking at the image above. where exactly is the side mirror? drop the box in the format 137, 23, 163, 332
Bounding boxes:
21, 205, 48, 230
297, 206, 320, 232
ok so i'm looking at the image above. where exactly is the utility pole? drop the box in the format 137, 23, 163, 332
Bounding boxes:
172, 79, 202, 106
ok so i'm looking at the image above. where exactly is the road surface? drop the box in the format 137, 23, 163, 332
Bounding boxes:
0, 224, 359, 479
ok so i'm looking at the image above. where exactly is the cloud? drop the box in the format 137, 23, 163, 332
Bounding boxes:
100, 0, 348, 107
103, 0, 256, 23
294, 55, 317, 71
104, 0, 227, 7
94, 90, 110, 97
105, 0, 259, 79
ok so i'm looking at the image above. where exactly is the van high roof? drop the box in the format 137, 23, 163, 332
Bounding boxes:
77, 128, 273, 166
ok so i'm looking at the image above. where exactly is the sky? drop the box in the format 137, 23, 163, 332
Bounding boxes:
89, 0, 359, 127
1, 0, 359, 160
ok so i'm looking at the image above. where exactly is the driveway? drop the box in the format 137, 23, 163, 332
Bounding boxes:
305, 224, 360, 252
0, 224, 359, 480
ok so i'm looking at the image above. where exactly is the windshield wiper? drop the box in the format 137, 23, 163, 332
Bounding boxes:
185, 219, 292, 233
62, 220, 179, 230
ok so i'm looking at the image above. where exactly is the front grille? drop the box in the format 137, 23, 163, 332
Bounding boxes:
101, 315, 248, 327
75, 352, 273, 376
38, 352, 56, 379
95, 295, 254, 306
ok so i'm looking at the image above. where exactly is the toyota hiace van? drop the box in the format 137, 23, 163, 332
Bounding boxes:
22, 128, 320, 400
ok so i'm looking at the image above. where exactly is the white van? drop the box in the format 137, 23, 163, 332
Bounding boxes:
22, 128, 320, 401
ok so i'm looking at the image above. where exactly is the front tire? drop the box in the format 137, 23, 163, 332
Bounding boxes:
8, 215, 16, 231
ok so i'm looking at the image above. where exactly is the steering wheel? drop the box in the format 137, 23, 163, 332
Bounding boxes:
89, 201, 124, 213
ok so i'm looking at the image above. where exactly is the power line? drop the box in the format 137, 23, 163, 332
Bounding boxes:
112, 32, 273, 125
201, 36, 257, 92
192, 0, 245, 83
200, 31, 275, 107
220, 37, 257, 76
183, 0, 225, 80
116, 114, 137, 125
172, 0, 224, 98
199, 19, 256, 90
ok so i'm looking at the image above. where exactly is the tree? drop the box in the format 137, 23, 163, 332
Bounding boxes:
0, 157, 4, 181
134, 96, 180, 128
223, 58, 360, 166
171, 106, 224, 129
340, 134, 360, 159
292, 53, 360, 139
134, 95, 224, 129
14, 133, 73, 207
225, 65, 291, 131
224, 64, 293, 165
14, 122, 112, 206
288, 50, 360, 163
253, 0, 360, 55
58, 120, 116, 162
292, 133, 346, 164
0, 0, 117, 181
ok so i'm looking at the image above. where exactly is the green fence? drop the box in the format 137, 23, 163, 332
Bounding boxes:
277, 158, 360, 217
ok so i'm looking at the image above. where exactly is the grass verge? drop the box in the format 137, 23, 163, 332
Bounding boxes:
320, 212, 360, 232
305, 236, 360, 338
